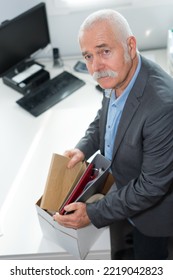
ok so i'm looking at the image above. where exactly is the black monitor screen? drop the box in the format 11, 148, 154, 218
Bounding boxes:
0, 2, 50, 76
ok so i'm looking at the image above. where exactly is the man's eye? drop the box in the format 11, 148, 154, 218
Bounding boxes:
102, 49, 111, 56
84, 54, 92, 61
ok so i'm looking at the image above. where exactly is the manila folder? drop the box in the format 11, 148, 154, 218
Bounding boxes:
40, 153, 86, 212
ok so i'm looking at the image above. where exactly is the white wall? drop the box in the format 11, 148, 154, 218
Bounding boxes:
1, 0, 173, 57
46, 0, 173, 56
0, 0, 40, 22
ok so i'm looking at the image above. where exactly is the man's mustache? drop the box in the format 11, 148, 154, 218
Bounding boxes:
93, 70, 118, 81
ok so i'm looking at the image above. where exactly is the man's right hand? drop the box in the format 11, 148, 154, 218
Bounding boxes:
64, 148, 85, 168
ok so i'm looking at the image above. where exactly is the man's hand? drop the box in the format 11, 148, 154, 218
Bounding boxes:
64, 148, 85, 168
53, 202, 91, 229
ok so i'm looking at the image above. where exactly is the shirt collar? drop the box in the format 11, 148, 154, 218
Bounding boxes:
104, 54, 141, 102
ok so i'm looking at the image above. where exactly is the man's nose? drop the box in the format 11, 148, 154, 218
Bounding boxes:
92, 55, 104, 72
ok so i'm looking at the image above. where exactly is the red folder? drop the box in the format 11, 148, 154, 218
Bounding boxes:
59, 163, 94, 215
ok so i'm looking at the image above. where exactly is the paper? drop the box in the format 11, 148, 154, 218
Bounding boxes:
40, 153, 86, 212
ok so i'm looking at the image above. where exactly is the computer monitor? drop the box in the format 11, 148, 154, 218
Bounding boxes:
0, 2, 50, 76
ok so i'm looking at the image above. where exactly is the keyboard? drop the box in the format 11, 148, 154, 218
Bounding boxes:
16, 71, 85, 116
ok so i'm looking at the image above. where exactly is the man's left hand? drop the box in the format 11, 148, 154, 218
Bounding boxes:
53, 202, 91, 229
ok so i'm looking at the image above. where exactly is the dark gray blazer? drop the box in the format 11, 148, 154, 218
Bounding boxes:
76, 55, 173, 237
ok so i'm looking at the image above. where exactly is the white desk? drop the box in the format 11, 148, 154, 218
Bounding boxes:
0, 56, 111, 259
0, 49, 168, 259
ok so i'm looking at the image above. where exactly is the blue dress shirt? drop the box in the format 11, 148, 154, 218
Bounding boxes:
104, 55, 141, 161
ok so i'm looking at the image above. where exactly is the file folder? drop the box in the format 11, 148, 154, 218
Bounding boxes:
40, 153, 111, 214
59, 154, 111, 214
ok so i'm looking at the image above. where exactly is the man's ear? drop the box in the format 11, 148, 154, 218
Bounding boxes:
127, 36, 137, 59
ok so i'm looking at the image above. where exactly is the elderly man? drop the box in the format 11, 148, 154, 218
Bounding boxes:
53, 9, 173, 260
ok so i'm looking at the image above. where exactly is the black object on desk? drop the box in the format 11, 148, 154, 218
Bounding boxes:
74, 61, 88, 73
16, 71, 85, 117
53, 48, 63, 68
2, 60, 50, 95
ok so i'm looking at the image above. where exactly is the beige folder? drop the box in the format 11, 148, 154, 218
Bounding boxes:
40, 153, 86, 212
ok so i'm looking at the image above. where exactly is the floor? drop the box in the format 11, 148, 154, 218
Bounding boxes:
110, 221, 173, 260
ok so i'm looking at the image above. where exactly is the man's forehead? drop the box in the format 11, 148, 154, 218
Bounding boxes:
81, 44, 109, 55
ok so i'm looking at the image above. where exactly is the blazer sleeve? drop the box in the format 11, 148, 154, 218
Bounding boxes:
86, 101, 173, 228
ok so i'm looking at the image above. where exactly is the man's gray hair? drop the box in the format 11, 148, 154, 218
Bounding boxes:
78, 9, 133, 43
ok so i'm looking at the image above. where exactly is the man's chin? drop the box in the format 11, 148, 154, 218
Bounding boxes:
98, 79, 115, 89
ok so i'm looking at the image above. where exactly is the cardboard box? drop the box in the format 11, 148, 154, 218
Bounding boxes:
36, 198, 106, 259
36, 153, 114, 259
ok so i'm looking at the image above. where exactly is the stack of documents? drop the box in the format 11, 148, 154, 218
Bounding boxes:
40, 153, 113, 214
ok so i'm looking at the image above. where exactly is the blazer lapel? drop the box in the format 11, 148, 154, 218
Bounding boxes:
112, 92, 140, 160
112, 57, 148, 160
100, 96, 109, 154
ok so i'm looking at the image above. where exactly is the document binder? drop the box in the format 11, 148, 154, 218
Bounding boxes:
76, 154, 111, 203
59, 162, 94, 214
59, 154, 111, 214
